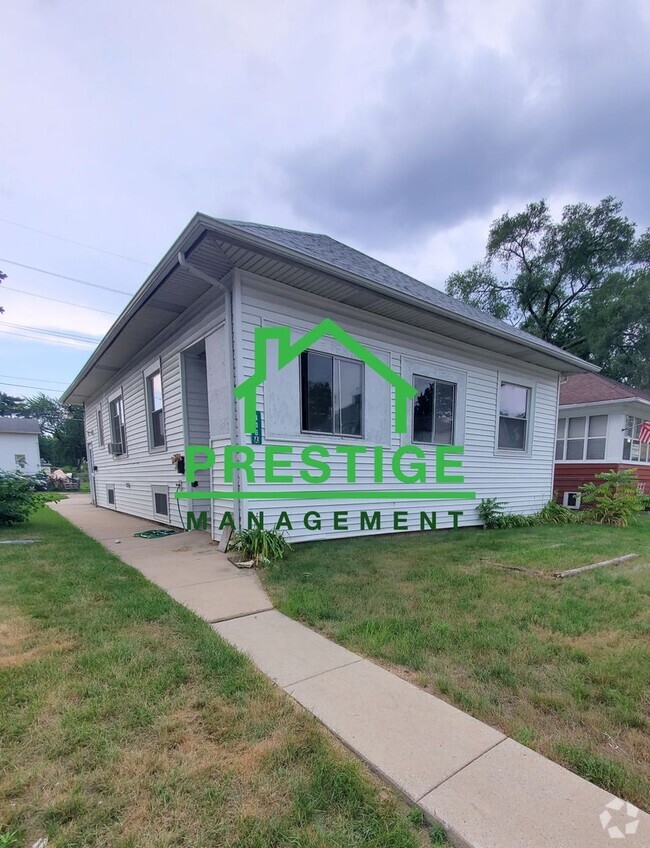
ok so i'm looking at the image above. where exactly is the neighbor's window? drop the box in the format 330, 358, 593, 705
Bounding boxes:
300, 350, 363, 436
96, 407, 105, 447
15, 454, 26, 469
623, 416, 650, 463
498, 381, 530, 451
146, 369, 165, 448
413, 376, 456, 445
555, 414, 607, 461
109, 395, 126, 456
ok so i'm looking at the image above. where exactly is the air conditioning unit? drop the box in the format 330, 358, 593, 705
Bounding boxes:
563, 491, 582, 510
107, 442, 122, 455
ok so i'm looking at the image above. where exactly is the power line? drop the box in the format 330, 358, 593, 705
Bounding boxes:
0, 381, 65, 392
0, 328, 96, 348
0, 321, 101, 343
0, 257, 134, 295
0, 216, 152, 266
1, 285, 119, 316
0, 374, 67, 386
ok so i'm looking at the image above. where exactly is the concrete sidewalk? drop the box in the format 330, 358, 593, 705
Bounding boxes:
52, 496, 649, 848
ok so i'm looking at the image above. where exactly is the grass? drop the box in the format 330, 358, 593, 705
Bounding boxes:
262, 517, 650, 810
0, 508, 444, 848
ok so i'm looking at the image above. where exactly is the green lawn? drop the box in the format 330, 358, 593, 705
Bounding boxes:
0, 509, 443, 848
262, 517, 650, 810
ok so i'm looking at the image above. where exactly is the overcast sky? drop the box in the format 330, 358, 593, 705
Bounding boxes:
1, 0, 649, 401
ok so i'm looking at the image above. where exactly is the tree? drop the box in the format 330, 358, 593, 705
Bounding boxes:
22, 393, 66, 436
446, 197, 650, 386
0, 392, 26, 416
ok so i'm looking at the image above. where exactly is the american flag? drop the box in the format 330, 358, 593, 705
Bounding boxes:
639, 421, 650, 444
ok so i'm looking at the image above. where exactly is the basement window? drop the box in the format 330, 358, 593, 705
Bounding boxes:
152, 486, 169, 519
107, 485, 116, 507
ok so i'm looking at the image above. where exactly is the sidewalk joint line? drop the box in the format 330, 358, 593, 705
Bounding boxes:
414, 736, 508, 802
209, 606, 274, 624
283, 658, 364, 689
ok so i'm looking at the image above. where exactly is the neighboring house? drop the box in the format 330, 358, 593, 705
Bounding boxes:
554, 373, 650, 505
0, 418, 41, 474
62, 215, 596, 541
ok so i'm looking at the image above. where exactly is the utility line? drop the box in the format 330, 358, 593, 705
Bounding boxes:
0, 374, 67, 385
0, 381, 67, 392
1, 285, 119, 316
0, 329, 96, 348
0, 374, 66, 386
0, 257, 134, 295
0, 321, 101, 342
0, 216, 152, 266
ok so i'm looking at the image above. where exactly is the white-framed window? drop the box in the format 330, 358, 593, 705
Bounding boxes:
106, 485, 116, 507
96, 406, 105, 447
151, 485, 169, 519
108, 391, 127, 456
15, 454, 26, 469
144, 361, 165, 450
497, 380, 531, 451
412, 375, 456, 445
300, 349, 363, 437
556, 414, 607, 461
623, 416, 650, 463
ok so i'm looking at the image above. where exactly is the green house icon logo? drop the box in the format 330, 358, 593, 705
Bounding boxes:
234, 318, 418, 435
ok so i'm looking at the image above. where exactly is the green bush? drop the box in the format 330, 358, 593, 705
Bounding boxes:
536, 498, 576, 525
478, 498, 538, 529
229, 528, 291, 566
0, 472, 44, 526
477, 498, 506, 528
579, 469, 645, 527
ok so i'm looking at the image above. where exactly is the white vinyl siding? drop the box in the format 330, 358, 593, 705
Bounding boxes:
84, 286, 228, 529
235, 271, 559, 542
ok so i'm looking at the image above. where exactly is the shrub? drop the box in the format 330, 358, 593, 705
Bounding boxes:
579, 468, 645, 527
0, 472, 44, 526
229, 528, 291, 566
536, 498, 576, 525
478, 498, 538, 529
477, 498, 506, 529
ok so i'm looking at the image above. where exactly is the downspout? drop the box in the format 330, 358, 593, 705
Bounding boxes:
177, 252, 241, 532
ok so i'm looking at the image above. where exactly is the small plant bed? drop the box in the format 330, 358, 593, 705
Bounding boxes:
261, 516, 650, 810
0, 509, 441, 848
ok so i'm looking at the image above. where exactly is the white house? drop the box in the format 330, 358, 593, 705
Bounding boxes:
62, 215, 596, 542
0, 418, 42, 474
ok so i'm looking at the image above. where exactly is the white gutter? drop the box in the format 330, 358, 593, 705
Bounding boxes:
201, 216, 600, 374
177, 251, 241, 530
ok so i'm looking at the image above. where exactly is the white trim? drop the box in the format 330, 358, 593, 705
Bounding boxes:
401, 356, 467, 449
151, 484, 170, 521
494, 372, 536, 456
143, 357, 166, 452
107, 387, 128, 459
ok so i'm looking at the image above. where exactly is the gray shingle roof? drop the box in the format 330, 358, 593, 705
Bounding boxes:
216, 219, 572, 358
0, 417, 41, 434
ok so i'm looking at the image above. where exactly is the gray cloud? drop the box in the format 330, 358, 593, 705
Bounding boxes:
279, 1, 650, 248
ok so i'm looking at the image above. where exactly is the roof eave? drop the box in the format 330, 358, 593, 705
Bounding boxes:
61, 215, 207, 403
202, 217, 598, 375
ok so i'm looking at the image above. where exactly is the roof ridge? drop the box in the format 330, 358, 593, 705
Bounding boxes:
217, 218, 327, 238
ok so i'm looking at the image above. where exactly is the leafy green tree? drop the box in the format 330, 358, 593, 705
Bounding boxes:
22, 393, 66, 436
0, 392, 25, 416
446, 197, 649, 386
